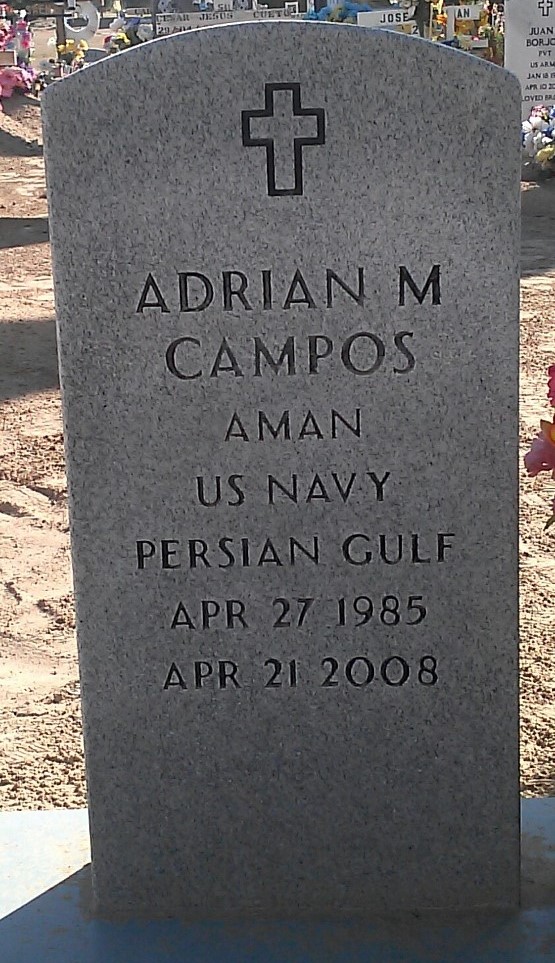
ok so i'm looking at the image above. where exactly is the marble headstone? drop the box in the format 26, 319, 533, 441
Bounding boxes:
42, 23, 521, 919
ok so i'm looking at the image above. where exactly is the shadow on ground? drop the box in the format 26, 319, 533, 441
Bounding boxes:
0, 854, 554, 963
0, 217, 49, 249
0, 128, 42, 158
0, 94, 42, 159
521, 181, 555, 278
0, 318, 58, 402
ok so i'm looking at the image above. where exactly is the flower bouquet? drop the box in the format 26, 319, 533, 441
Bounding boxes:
103, 17, 152, 57
0, 62, 37, 106
522, 106, 555, 178
56, 38, 88, 69
103, 29, 131, 56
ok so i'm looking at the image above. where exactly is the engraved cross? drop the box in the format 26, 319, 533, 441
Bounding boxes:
539, 0, 553, 16
241, 83, 326, 197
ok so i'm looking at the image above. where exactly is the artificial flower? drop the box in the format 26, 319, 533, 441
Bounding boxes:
524, 418, 555, 478
548, 365, 555, 407
536, 144, 555, 167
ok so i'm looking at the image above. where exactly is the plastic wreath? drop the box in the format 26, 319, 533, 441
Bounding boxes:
524, 365, 555, 531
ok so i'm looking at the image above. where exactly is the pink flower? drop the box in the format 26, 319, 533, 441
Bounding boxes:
548, 365, 555, 407
0, 65, 35, 98
0, 68, 18, 97
525, 418, 555, 477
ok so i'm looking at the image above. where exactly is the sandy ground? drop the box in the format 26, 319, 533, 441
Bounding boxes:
0, 92, 554, 810
0, 98, 85, 808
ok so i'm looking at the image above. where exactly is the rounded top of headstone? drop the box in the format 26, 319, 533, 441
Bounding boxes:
42, 20, 519, 110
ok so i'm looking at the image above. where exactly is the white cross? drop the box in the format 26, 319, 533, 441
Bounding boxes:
538, 0, 553, 17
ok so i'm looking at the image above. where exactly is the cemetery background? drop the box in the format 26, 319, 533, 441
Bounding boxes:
0, 60, 554, 813
0, 3, 506, 100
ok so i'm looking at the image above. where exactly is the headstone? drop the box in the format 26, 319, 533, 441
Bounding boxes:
505, 0, 555, 119
42, 22, 521, 920
154, 10, 301, 37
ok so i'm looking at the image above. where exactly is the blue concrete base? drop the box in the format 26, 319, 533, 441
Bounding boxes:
1, 798, 554, 962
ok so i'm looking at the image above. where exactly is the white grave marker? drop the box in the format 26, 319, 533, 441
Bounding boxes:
445, 4, 484, 41
505, 0, 555, 118
357, 7, 417, 33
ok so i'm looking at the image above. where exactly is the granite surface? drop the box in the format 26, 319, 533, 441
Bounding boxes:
42, 23, 521, 919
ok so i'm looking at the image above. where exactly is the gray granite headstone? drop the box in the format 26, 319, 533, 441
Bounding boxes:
42, 23, 521, 919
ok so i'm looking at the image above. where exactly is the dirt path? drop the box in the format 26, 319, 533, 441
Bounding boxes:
0, 97, 553, 809
0, 100, 85, 808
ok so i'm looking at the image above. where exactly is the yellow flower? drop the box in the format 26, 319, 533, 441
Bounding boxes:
536, 145, 555, 167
